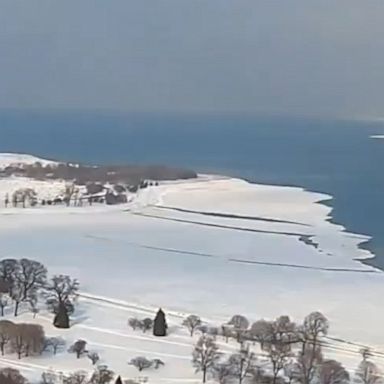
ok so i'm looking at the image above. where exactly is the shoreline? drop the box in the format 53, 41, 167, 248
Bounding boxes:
0, 152, 378, 272
239, 176, 379, 269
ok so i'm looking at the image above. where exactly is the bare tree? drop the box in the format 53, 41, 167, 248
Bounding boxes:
16, 259, 47, 300
251, 320, 274, 347
296, 343, 323, 384
302, 312, 329, 341
9, 323, 45, 358
183, 315, 202, 337
69, 340, 87, 359
88, 351, 100, 365
360, 348, 373, 362
63, 371, 89, 384
198, 325, 209, 336
10, 283, 23, 317
45, 275, 79, 313
319, 360, 349, 384
0, 320, 15, 355
10, 323, 27, 359
0, 259, 19, 296
253, 316, 296, 384
284, 361, 301, 384
0, 367, 28, 384
356, 360, 382, 384
128, 317, 141, 331
251, 366, 272, 384
207, 326, 220, 339
40, 371, 58, 384
129, 356, 154, 371
192, 336, 221, 383
221, 325, 235, 343
265, 338, 293, 384
212, 362, 234, 384
23, 323, 45, 356
89, 365, 114, 384
141, 318, 154, 333
228, 348, 258, 384
45, 275, 79, 327
228, 315, 249, 342
0, 293, 9, 317
152, 358, 165, 369
28, 294, 39, 318
296, 312, 328, 384
46, 337, 66, 355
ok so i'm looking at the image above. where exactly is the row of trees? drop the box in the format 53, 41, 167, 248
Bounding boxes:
0, 320, 97, 361
190, 311, 381, 384
0, 320, 45, 359
0, 365, 121, 384
0, 323, 106, 365
0, 258, 79, 328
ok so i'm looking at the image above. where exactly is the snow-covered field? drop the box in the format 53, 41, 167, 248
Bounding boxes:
0, 154, 382, 383
0, 153, 59, 169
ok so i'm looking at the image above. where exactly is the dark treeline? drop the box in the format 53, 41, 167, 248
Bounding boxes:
0, 161, 197, 185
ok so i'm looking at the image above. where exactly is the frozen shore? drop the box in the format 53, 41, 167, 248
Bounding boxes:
0, 154, 382, 382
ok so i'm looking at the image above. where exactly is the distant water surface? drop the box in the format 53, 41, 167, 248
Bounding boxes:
0, 111, 383, 267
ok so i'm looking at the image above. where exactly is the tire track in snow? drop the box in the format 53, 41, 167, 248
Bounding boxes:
78, 292, 228, 324
0, 356, 68, 374
78, 292, 187, 320
76, 324, 192, 348
78, 294, 384, 364
90, 341, 191, 360
75, 322, 238, 353
41, 299, 384, 366
77, 294, 375, 360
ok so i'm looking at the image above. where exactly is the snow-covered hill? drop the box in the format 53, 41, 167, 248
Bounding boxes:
0, 153, 58, 169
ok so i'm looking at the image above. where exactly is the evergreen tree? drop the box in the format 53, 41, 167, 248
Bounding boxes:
54, 302, 70, 329
153, 308, 167, 337
115, 375, 123, 384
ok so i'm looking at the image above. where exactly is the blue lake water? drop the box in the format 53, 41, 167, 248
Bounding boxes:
0, 111, 384, 267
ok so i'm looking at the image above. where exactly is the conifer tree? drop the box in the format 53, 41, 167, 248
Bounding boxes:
153, 308, 167, 337
54, 302, 70, 329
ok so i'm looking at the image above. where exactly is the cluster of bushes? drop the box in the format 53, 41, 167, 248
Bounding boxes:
128, 317, 154, 333
128, 356, 165, 372
0, 258, 79, 329
128, 309, 167, 337
68, 339, 102, 366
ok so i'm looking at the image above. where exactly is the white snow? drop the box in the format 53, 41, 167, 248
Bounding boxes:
0, 153, 58, 169
0, 155, 382, 383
